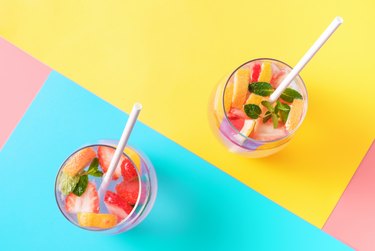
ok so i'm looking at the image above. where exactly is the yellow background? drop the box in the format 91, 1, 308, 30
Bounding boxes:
1, 0, 374, 227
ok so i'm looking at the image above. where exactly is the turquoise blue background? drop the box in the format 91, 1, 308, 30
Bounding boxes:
0, 71, 349, 250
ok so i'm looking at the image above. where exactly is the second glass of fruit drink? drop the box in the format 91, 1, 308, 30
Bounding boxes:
55, 142, 157, 233
210, 58, 308, 157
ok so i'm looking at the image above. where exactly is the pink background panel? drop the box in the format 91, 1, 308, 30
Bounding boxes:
0, 37, 51, 150
323, 140, 375, 250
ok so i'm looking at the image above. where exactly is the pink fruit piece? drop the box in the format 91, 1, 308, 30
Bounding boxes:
98, 146, 126, 180
104, 191, 134, 222
251, 63, 261, 82
116, 179, 140, 206
65, 182, 99, 214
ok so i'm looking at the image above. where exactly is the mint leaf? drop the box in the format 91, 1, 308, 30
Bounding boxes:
249, 82, 274, 97
90, 171, 103, 177
263, 111, 272, 123
276, 101, 289, 111
81, 158, 103, 177
280, 88, 302, 103
244, 104, 261, 119
57, 172, 80, 196
261, 100, 275, 113
274, 101, 280, 114
88, 158, 99, 172
278, 103, 290, 123
73, 175, 88, 196
271, 113, 279, 129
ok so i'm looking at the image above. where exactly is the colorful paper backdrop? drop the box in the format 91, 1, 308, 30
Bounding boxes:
0, 0, 374, 230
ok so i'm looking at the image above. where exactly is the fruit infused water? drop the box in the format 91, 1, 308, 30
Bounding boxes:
210, 58, 307, 157
55, 143, 157, 233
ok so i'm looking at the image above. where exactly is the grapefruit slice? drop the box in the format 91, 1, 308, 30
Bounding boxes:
232, 68, 250, 108
251, 63, 261, 82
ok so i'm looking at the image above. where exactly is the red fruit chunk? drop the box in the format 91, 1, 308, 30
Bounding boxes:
116, 180, 140, 205
227, 108, 247, 131
121, 158, 138, 181
229, 117, 245, 131
104, 191, 134, 222
65, 182, 99, 214
251, 63, 261, 82
98, 146, 126, 180
228, 108, 247, 119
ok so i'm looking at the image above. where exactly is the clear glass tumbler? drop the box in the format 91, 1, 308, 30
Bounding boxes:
209, 58, 308, 158
55, 141, 157, 234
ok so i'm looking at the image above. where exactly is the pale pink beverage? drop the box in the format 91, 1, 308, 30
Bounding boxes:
210, 58, 308, 157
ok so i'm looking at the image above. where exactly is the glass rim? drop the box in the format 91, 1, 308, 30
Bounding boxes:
54, 143, 142, 232
222, 57, 309, 144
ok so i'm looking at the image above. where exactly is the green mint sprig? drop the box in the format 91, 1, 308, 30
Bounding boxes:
80, 158, 103, 177
244, 104, 262, 119
72, 158, 103, 196
280, 88, 302, 103
248, 82, 302, 102
248, 82, 274, 97
242, 81, 302, 129
72, 175, 88, 196
261, 101, 279, 128
57, 172, 80, 196
276, 101, 291, 123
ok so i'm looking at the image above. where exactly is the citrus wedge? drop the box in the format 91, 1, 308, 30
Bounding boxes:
232, 68, 250, 108
77, 212, 117, 229
286, 99, 304, 131
239, 119, 255, 137
224, 82, 233, 114
245, 93, 264, 105
258, 62, 272, 83
63, 147, 96, 177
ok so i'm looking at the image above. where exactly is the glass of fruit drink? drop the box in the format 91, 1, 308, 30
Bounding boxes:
210, 58, 308, 158
55, 142, 157, 233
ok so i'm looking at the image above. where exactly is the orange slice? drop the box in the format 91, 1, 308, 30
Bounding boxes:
77, 212, 117, 229
286, 99, 304, 131
63, 147, 96, 177
258, 62, 272, 83
223, 82, 233, 114
232, 68, 250, 108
